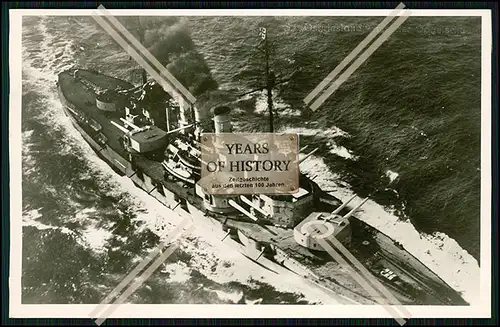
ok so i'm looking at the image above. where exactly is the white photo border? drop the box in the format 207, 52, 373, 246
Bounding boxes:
8, 8, 493, 319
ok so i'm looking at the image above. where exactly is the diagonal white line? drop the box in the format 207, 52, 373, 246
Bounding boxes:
306, 223, 411, 325
88, 217, 192, 319
327, 235, 412, 319
304, 3, 407, 106
94, 224, 196, 325
316, 237, 408, 326
91, 12, 193, 108
308, 225, 411, 317
95, 5, 196, 104
309, 10, 411, 111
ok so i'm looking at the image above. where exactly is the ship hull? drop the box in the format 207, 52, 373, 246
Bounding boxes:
56, 69, 468, 306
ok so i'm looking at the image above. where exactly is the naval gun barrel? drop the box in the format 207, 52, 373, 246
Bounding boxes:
166, 123, 196, 135
110, 120, 130, 134
119, 118, 141, 131
343, 197, 370, 219
299, 147, 319, 164
332, 194, 358, 215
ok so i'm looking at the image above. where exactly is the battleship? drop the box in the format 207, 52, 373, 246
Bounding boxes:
56, 24, 468, 306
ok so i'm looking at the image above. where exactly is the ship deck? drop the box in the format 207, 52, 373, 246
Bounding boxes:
58, 69, 468, 307
223, 218, 385, 304
59, 70, 199, 203
349, 219, 468, 305
58, 71, 133, 159
228, 216, 467, 305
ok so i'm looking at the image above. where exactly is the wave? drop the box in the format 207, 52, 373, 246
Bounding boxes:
280, 125, 359, 160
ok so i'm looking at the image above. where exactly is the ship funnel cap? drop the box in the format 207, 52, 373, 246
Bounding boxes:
213, 106, 231, 117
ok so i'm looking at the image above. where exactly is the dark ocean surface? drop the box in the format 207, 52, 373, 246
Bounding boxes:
20, 15, 482, 305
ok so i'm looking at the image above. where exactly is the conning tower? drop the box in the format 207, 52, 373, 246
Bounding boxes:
112, 118, 168, 154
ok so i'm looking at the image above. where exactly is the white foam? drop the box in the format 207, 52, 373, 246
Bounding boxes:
22, 211, 88, 249
207, 288, 244, 303
328, 143, 358, 160
81, 226, 113, 253
245, 298, 263, 305
385, 170, 400, 184
279, 126, 359, 160
23, 208, 43, 221
280, 125, 350, 138
22, 207, 113, 254
73, 207, 97, 221
160, 262, 191, 283
253, 91, 302, 117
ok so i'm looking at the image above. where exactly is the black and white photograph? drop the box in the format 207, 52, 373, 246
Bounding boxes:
8, 7, 492, 321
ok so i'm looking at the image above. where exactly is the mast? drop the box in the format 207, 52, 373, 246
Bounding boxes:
138, 19, 147, 85
129, 17, 148, 85
141, 62, 147, 85
260, 27, 275, 133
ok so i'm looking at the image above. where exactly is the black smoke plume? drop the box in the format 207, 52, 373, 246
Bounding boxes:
117, 17, 218, 98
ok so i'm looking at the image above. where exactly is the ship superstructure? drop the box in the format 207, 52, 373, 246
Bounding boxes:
56, 25, 468, 306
